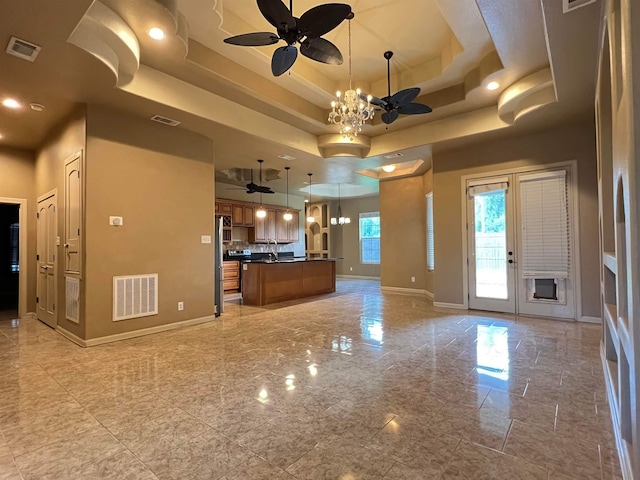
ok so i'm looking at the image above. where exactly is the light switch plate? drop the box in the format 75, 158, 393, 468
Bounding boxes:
109, 216, 123, 226
201, 235, 212, 244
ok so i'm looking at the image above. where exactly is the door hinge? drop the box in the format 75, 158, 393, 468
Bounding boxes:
36, 297, 39, 303
77, 171, 80, 178
78, 228, 80, 236
36, 254, 39, 261
36, 212, 39, 219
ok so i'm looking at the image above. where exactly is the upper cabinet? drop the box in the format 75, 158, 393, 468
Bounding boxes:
232, 204, 254, 227
217, 198, 299, 243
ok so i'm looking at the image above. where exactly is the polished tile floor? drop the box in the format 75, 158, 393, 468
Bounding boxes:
0, 280, 621, 479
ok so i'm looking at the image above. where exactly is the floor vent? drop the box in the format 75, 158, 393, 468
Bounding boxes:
65, 277, 80, 324
113, 274, 158, 321
5, 36, 41, 62
563, 0, 597, 13
150, 115, 180, 126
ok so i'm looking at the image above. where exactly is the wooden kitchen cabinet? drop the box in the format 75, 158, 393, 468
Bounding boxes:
215, 201, 232, 215
222, 260, 240, 293
232, 204, 255, 227
276, 210, 299, 243
249, 208, 276, 243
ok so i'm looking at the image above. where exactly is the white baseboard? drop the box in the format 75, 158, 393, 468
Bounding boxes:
381, 286, 429, 296
433, 302, 468, 310
424, 290, 434, 301
601, 347, 633, 479
579, 316, 601, 324
57, 315, 216, 348
337, 275, 380, 280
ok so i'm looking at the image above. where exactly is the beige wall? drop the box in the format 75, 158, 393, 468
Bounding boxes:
380, 176, 428, 289
332, 195, 380, 277
0, 147, 37, 312
84, 107, 215, 340
433, 121, 600, 317
35, 106, 87, 337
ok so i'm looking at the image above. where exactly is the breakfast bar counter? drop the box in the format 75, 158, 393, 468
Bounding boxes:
241, 259, 336, 306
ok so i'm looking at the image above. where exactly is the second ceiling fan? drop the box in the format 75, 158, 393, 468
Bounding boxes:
223, 0, 352, 77
368, 51, 433, 125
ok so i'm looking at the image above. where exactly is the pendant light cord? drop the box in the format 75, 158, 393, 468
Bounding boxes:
348, 18, 352, 91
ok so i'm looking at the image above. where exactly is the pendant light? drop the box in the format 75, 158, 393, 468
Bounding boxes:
256, 159, 267, 218
330, 184, 351, 225
306, 173, 314, 223
283, 166, 293, 221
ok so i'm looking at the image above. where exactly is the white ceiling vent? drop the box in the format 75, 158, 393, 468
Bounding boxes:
150, 115, 181, 126
278, 154, 296, 161
5, 36, 42, 62
563, 0, 597, 13
384, 152, 404, 159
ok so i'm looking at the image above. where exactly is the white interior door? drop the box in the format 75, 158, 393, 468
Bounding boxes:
37, 192, 56, 328
467, 176, 517, 313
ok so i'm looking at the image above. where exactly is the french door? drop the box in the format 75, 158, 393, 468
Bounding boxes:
466, 169, 575, 319
467, 176, 516, 313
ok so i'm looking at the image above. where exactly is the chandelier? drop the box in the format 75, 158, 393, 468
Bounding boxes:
331, 184, 351, 225
328, 13, 374, 140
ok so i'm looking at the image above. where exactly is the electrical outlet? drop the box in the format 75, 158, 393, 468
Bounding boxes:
411, 276, 416, 283
177, 301, 184, 311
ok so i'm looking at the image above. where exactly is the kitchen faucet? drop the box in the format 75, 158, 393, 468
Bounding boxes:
268, 238, 278, 261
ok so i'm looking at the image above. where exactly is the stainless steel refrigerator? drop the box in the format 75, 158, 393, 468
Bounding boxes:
214, 216, 224, 317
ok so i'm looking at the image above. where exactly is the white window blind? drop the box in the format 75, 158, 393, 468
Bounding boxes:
468, 177, 509, 197
426, 193, 434, 271
519, 170, 570, 278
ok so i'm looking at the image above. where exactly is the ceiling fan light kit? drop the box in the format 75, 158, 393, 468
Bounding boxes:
327, 12, 374, 140
223, 0, 352, 77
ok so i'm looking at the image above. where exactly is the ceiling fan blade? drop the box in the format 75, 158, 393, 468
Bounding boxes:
381, 110, 400, 124
300, 37, 343, 65
397, 103, 433, 115
271, 45, 298, 76
223, 32, 280, 46
298, 3, 352, 38
257, 0, 296, 31
388, 87, 420, 107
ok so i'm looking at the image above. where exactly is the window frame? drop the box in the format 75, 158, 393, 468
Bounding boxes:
359, 212, 380, 265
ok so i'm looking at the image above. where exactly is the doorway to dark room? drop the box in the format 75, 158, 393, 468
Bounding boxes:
0, 204, 20, 318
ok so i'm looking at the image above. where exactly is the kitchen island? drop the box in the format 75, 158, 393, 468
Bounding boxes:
241, 259, 336, 306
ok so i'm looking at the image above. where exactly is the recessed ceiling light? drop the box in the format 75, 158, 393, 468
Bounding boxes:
487, 81, 500, 91
148, 27, 165, 40
2, 98, 21, 109
30, 103, 44, 112
382, 164, 396, 173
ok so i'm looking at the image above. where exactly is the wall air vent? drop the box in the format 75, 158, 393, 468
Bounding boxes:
5, 36, 42, 62
384, 152, 403, 159
113, 274, 158, 321
150, 115, 180, 126
563, 0, 597, 13
278, 154, 296, 161
65, 277, 80, 323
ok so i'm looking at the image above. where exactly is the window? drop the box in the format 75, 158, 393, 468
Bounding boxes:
9, 223, 19, 272
359, 212, 380, 264
426, 193, 434, 271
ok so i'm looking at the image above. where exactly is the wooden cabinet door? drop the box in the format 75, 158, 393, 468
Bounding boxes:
266, 209, 276, 241
288, 211, 300, 242
243, 206, 255, 227
276, 210, 289, 243
232, 204, 244, 225
218, 202, 232, 215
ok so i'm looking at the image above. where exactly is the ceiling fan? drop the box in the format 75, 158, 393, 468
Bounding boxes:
367, 51, 433, 125
223, 0, 352, 77
231, 160, 275, 194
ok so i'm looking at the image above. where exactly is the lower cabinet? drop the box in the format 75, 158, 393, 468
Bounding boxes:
222, 260, 240, 293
